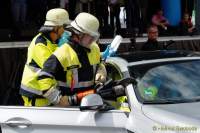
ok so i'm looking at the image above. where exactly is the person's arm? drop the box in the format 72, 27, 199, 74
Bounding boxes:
160, 18, 169, 29
188, 20, 195, 31
188, 27, 195, 33
32, 43, 54, 68
90, 42, 107, 84
37, 44, 70, 106
162, 17, 169, 25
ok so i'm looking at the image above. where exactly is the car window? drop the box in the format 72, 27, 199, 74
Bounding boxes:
133, 60, 200, 103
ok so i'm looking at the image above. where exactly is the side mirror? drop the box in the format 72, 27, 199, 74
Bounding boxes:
80, 94, 104, 111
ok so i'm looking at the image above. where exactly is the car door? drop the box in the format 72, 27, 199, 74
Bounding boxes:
0, 106, 128, 133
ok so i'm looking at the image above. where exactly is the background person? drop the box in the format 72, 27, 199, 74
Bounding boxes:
109, 0, 121, 35
152, 9, 170, 35
141, 25, 161, 51
179, 12, 196, 36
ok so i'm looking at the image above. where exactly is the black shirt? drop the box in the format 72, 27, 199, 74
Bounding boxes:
141, 39, 161, 51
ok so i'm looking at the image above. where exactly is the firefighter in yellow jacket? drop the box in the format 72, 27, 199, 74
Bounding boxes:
20, 8, 70, 106
20, 12, 107, 107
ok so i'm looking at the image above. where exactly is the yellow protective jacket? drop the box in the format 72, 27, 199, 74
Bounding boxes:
21, 40, 101, 106
20, 33, 58, 106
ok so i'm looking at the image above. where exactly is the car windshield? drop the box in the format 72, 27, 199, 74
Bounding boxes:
130, 60, 200, 104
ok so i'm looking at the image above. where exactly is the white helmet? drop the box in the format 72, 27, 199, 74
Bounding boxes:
71, 12, 100, 38
44, 8, 70, 26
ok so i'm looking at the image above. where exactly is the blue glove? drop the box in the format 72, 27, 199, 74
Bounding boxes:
102, 44, 117, 60
102, 45, 111, 60
101, 35, 122, 60
58, 31, 70, 47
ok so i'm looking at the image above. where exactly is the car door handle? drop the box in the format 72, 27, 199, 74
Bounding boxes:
5, 117, 32, 129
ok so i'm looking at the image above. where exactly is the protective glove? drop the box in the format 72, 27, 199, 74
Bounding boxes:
95, 63, 107, 85
58, 95, 78, 107
57, 96, 70, 107
101, 45, 111, 60
43, 85, 70, 107
43, 85, 61, 105
102, 35, 122, 60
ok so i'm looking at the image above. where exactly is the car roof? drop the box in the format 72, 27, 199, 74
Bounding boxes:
128, 56, 200, 66
117, 50, 200, 63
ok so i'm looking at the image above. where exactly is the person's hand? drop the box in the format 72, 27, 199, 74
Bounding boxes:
95, 73, 106, 85
95, 64, 107, 84
160, 23, 167, 30
57, 96, 70, 107
188, 27, 194, 33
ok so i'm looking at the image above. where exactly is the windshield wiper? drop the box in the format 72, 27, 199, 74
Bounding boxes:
143, 100, 177, 104
143, 98, 195, 104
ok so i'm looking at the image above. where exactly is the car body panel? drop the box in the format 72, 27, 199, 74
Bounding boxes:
0, 106, 128, 133
142, 102, 200, 127
107, 56, 200, 133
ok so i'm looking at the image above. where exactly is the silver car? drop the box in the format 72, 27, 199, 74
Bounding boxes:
1, 51, 200, 133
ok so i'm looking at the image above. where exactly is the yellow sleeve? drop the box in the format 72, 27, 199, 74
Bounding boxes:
53, 43, 80, 70
32, 43, 52, 68
37, 44, 71, 91
89, 42, 101, 65
38, 77, 57, 91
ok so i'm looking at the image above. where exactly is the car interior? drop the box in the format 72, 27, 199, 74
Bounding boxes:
103, 63, 131, 111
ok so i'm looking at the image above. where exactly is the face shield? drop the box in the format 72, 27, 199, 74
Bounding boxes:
79, 33, 97, 49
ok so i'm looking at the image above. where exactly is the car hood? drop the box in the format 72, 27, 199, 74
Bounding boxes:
142, 102, 200, 127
